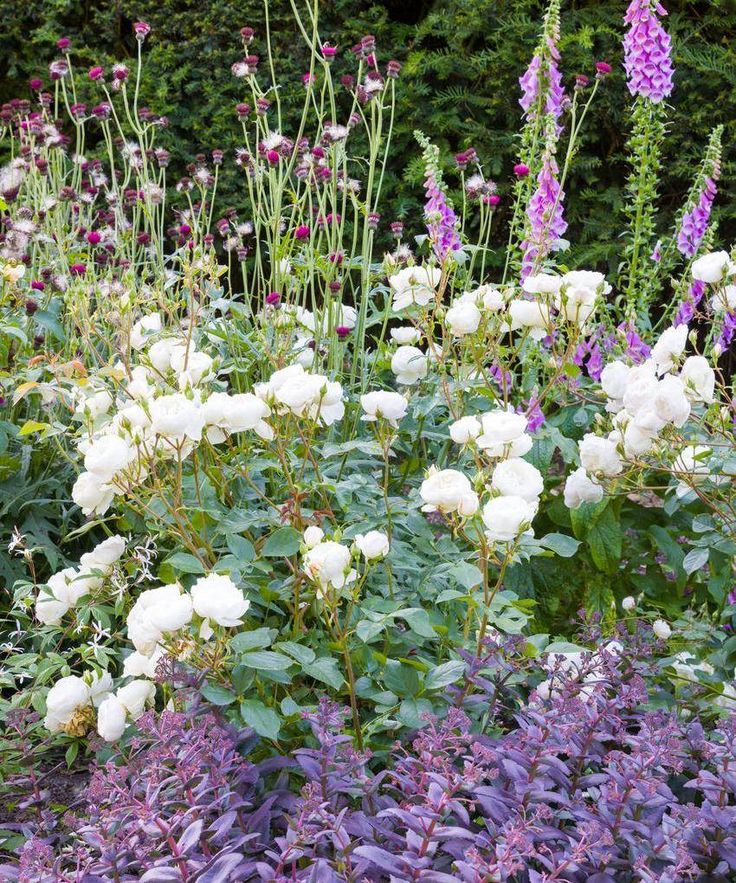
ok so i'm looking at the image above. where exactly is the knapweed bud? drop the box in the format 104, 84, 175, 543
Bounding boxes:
595, 61, 612, 77
212, 149, 224, 166
513, 163, 530, 177
25, 299, 39, 315
87, 231, 101, 245
386, 60, 401, 79
56, 37, 71, 51
486, 193, 501, 206
69, 263, 86, 276
240, 27, 255, 44
266, 290, 281, 305
30, 279, 45, 291
302, 72, 316, 88
266, 149, 280, 165
336, 325, 351, 338
328, 281, 342, 293
575, 74, 590, 90
295, 224, 310, 240
29, 78, 43, 91
368, 212, 380, 230
321, 43, 337, 62
236, 102, 251, 120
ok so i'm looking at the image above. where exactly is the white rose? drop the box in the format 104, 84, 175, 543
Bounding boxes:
622, 362, 659, 416
360, 391, 408, 427
691, 250, 731, 284
600, 361, 630, 409
116, 679, 156, 719
445, 299, 481, 336
652, 375, 690, 427
191, 574, 250, 627
420, 467, 478, 516
170, 345, 214, 388
87, 535, 126, 568
150, 393, 205, 442
390, 326, 421, 345
482, 495, 537, 543
622, 420, 657, 457
44, 675, 91, 733
75, 389, 113, 420
475, 409, 532, 459
556, 271, 609, 325
651, 325, 688, 374
97, 695, 127, 742
508, 298, 551, 340
391, 346, 428, 385
491, 458, 543, 502
303, 525, 325, 548
579, 433, 623, 477
479, 286, 505, 312
680, 356, 715, 404
711, 284, 736, 313
653, 619, 671, 640
449, 415, 482, 445
354, 530, 390, 560
123, 647, 164, 679
303, 540, 355, 591
72, 472, 115, 517
130, 313, 162, 350
36, 586, 72, 625
622, 596, 636, 612
522, 273, 562, 295
84, 435, 135, 482
127, 583, 193, 655
148, 337, 178, 373
563, 467, 604, 508
389, 265, 441, 311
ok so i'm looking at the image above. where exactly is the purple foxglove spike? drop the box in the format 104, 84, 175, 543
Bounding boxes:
623, 0, 674, 102
521, 154, 567, 278
677, 177, 717, 258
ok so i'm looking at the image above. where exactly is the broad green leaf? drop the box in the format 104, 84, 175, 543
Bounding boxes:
239, 650, 294, 670
240, 700, 281, 740
261, 526, 301, 557
539, 533, 581, 558
424, 659, 466, 691
230, 627, 275, 653
302, 656, 344, 689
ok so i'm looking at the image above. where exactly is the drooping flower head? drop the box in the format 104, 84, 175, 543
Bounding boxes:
415, 130, 462, 264
623, 0, 674, 103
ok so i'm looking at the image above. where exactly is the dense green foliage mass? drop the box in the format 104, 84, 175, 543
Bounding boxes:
2, 0, 735, 269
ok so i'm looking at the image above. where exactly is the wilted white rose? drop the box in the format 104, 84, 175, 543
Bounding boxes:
44, 675, 91, 734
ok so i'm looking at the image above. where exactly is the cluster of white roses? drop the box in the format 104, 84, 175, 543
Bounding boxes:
444, 285, 506, 337
43, 668, 156, 743
254, 363, 344, 426
301, 524, 389, 599
36, 535, 126, 625
71, 316, 292, 517
564, 323, 717, 508
420, 408, 542, 544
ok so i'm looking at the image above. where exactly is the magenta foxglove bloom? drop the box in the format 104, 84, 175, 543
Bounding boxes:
674, 279, 705, 326
519, 48, 565, 128
623, 0, 674, 103
520, 153, 567, 279
424, 173, 461, 264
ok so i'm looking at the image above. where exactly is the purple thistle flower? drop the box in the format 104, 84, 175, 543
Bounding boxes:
623, 0, 674, 103
520, 151, 567, 279
677, 176, 717, 258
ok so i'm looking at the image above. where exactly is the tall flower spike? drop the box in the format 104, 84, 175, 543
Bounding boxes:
676, 126, 722, 259
519, 0, 564, 131
623, 0, 674, 103
415, 131, 462, 265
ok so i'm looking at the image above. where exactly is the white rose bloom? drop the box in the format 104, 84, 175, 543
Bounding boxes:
72, 472, 115, 517
691, 250, 731, 284
622, 420, 658, 458
600, 361, 630, 411
191, 574, 250, 627
130, 313, 162, 350
445, 299, 481, 336
622, 361, 659, 416
420, 467, 479, 516
391, 346, 428, 385
653, 619, 671, 640
75, 389, 113, 420
116, 679, 156, 720
127, 583, 193, 655
0, 262, 26, 284
150, 393, 205, 442
680, 355, 715, 404
522, 273, 562, 295
126, 366, 155, 401
330, 303, 358, 330
258, 365, 344, 425
123, 647, 164, 679
148, 337, 178, 373
354, 530, 390, 560
491, 458, 544, 502
563, 467, 604, 509
711, 284, 736, 313
508, 298, 551, 340
87, 535, 126, 568
479, 286, 505, 312
303, 525, 325, 548
715, 683, 736, 711
390, 326, 421, 345
97, 695, 127, 742
171, 348, 214, 389
84, 435, 135, 482
579, 433, 623, 477
303, 540, 356, 591
652, 375, 691, 427
475, 409, 532, 459
651, 325, 688, 374
389, 265, 442, 311
482, 495, 537, 543
449, 415, 482, 445
622, 596, 636, 612
556, 271, 609, 325
360, 391, 408, 427
204, 392, 273, 440
44, 676, 91, 733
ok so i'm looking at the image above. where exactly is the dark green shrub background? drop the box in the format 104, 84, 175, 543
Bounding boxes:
2, 0, 736, 267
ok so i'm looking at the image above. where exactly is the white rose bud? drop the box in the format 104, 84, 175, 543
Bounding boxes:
653, 619, 672, 640
622, 596, 636, 612
116, 679, 156, 720
449, 415, 482, 445
563, 468, 604, 509
97, 695, 128, 742
354, 530, 390, 560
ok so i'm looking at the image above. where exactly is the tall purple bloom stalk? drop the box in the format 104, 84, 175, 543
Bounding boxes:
623, 0, 674, 103
416, 130, 462, 264
520, 146, 567, 278
678, 176, 717, 257
518, 45, 565, 133
674, 278, 706, 326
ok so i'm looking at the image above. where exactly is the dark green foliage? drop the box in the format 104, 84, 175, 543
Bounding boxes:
2, 0, 736, 266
